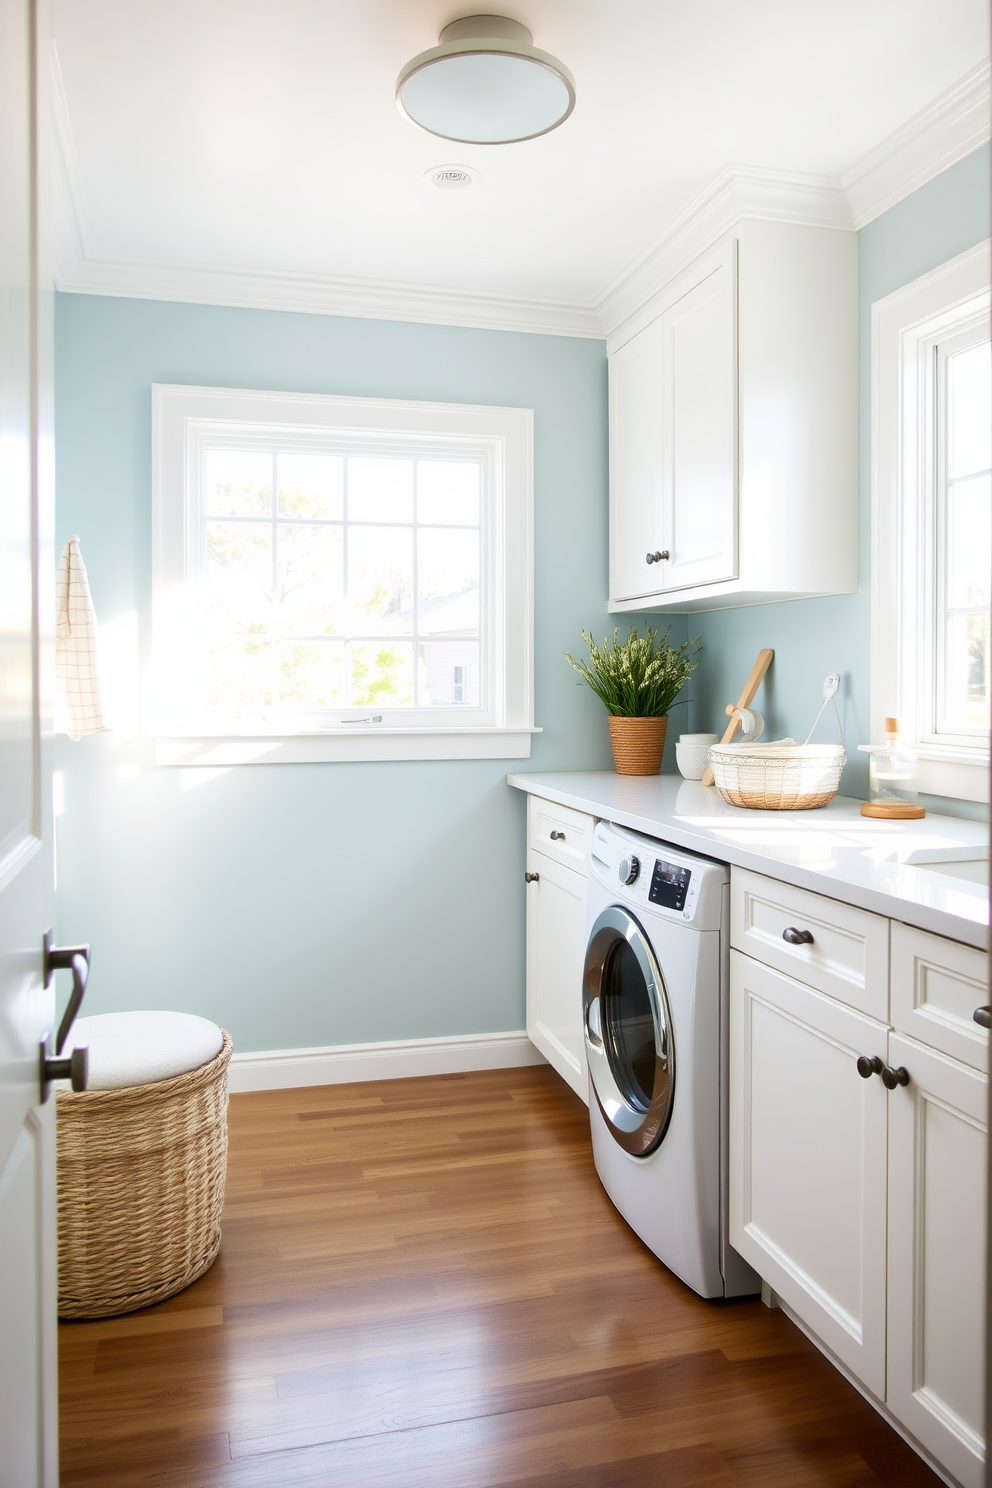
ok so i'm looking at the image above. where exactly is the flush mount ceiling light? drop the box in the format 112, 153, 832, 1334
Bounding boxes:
397, 15, 575, 145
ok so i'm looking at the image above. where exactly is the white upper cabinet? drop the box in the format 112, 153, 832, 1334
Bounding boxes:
609, 216, 858, 612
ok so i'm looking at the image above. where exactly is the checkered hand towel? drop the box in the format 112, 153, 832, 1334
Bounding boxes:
55, 536, 109, 739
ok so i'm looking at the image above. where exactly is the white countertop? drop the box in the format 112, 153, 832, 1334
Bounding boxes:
508, 771, 989, 949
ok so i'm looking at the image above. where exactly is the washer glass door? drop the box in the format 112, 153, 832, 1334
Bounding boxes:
584, 905, 675, 1156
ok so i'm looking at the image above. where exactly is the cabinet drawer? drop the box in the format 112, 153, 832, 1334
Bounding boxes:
891, 923, 988, 1073
527, 796, 594, 873
731, 869, 889, 1020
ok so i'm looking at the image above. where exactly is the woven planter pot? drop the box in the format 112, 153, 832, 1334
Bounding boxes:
56, 1029, 232, 1319
608, 715, 669, 776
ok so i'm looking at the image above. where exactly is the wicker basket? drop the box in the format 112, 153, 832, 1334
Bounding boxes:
56, 1029, 232, 1319
608, 715, 668, 775
708, 742, 847, 810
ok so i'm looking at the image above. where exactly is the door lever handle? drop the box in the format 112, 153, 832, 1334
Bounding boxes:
39, 931, 91, 1104
44, 930, 90, 1053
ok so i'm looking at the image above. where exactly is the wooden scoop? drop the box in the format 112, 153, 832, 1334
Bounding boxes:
700, 649, 774, 787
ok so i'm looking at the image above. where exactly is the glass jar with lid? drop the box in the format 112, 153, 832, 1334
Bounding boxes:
860, 717, 925, 819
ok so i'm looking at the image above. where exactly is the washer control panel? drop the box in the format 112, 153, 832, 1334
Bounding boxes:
590, 821, 723, 928
648, 858, 692, 913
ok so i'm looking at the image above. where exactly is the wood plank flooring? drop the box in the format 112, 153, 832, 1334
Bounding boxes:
59, 1066, 942, 1487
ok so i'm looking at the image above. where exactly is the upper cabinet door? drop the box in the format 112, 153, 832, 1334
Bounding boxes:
609, 312, 666, 603
609, 242, 737, 602
660, 243, 737, 593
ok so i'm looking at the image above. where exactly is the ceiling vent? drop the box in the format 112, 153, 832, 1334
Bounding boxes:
424, 165, 479, 189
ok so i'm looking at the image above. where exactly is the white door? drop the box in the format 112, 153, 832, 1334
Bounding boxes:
0, 0, 59, 1482
886, 1032, 986, 1488
608, 241, 737, 605
729, 951, 888, 1395
660, 241, 737, 593
525, 850, 588, 1102
609, 313, 667, 603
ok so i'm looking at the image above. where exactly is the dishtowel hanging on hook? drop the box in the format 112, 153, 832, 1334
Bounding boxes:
55, 536, 108, 740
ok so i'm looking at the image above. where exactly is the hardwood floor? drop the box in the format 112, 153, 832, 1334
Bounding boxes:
59, 1066, 942, 1487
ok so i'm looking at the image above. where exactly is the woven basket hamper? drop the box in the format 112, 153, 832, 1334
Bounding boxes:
56, 1028, 232, 1319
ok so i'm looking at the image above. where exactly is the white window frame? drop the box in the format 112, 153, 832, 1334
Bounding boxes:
871, 240, 991, 804
151, 384, 536, 764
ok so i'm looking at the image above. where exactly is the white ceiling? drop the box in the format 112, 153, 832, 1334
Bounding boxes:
52, 1, 990, 332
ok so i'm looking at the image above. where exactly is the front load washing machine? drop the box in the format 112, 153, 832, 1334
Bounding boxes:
583, 820, 758, 1299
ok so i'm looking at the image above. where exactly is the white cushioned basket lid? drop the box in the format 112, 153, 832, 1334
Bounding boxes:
61, 1012, 224, 1091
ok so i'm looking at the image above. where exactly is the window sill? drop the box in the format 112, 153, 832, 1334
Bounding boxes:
154, 727, 541, 767
914, 753, 990, 805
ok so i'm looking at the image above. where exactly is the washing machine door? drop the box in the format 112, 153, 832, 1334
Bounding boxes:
583, 905, 675, 1157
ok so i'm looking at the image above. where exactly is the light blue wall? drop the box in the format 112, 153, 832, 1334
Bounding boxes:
54, 298, 618, 1049
689, 144, 990, 814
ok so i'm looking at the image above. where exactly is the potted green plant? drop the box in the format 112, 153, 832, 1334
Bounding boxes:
566, 625, 700, 776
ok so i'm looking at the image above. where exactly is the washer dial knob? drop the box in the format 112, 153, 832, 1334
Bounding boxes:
618, 855, 640, 886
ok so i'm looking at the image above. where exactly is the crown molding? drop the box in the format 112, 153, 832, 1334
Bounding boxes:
53, 250, 605, 337
842, 59, 991, 229
594, 164, 853, 338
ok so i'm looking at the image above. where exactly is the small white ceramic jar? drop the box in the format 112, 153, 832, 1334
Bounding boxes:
676, 733, 718, 780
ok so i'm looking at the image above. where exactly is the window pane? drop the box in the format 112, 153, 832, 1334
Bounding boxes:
418, 641, 480, 707
206, 638, 279, 714
417, 460, 480, 525
348, 641, 414, 707
277, 640, 346, 709
278, 453, 343, 520
277, 524, 344, 636
418, 528, 479, 637
348, 525, 414, 635
205, 521, 273, 637
943, 610, 990, 734
949, 341, 992, 480
947, 474, 991, 608
204, 450, 272, 517
348, 457, 413, 523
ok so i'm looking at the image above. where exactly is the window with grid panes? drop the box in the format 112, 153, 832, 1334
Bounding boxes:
151, 386, 534, 762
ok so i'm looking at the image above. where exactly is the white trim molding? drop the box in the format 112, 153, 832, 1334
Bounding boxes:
228, 1029, 546, 1093
871, 239, 992, 804
843, 60, 991, 231
596, 164, 853, 338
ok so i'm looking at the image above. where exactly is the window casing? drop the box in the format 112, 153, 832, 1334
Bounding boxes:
152, 385, 535, 764
872, 241, 991, 803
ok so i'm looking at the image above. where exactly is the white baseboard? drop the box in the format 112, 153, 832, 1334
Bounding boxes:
228, 1029, 546, 1094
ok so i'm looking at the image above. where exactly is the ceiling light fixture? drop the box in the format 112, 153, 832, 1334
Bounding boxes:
397, 15, 575, 145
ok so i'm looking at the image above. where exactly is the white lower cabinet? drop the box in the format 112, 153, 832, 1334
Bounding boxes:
729, 950, 888, 1394
886, 1032, 987, 1488
525, 848, 589, 1102
730, 885, 988, 1488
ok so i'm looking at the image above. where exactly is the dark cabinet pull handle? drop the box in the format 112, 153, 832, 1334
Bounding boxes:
549, 830, 565, 841
974, 1006, 992, 1029
525, 871, 540, 883
782, 926, 814, 945
39, 931, 91, 1104
856, 1055, 910, 1089
645, 550, 670, 564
